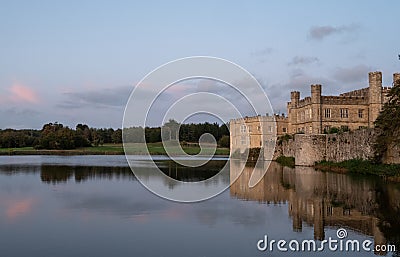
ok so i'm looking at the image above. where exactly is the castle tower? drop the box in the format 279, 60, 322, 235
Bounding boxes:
368, 71, 382, 127
311, 84, 322, 134
290, 91, 300, 107
313, 198, 325, 241
288, 91, 300, 133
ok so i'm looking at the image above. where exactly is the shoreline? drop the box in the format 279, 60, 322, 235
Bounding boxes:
314, 159, 400, 183
0, 148, 230, 156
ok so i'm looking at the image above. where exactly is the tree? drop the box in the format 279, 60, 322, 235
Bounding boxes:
162, 119, 180, 141
374, 78, 400, 162
111, 129, 122, 144
218, 135, 230, 148
75, 124, 91, 147
36, 123, 76, 149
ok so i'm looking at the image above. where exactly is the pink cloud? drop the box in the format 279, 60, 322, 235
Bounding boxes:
9, 84, 39, 104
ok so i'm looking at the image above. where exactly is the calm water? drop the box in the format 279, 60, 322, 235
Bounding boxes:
0, 155, 399, 257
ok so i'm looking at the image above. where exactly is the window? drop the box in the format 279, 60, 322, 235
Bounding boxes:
341, 125, 349, 132
268, 126, 273, 132
340, 108, 349, 118
324, 108, 331, 118
358, 109, 363, 118
309, 126, 313, 134
309, 108, 312, 119
324, 125, 331, 133
282, 127, 287, 133
240, 124, 246, 133
305, 109, 308, 120
240, 135, 247, 145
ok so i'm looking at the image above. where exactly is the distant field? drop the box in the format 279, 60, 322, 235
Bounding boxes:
0, 143, 230, 156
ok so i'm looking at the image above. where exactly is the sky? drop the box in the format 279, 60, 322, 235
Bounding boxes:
0, 0, 399, 129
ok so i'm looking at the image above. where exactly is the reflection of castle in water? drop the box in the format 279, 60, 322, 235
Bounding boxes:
230, 160, 400, 255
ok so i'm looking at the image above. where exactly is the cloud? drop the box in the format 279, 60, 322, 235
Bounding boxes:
250, 47, 273, 63
288, 56, 319, 66
333, 64, 373, 83
308, 24, 359, 41
8, 84, 39, 104
265, 69, 336, 114
0, 107, 41, 129
251, 47, 273, 57
59, 86, 132, 109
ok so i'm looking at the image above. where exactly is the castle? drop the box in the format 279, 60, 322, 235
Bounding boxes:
230, 71, 399, 153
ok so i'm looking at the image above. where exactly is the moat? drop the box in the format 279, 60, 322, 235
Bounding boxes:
0, 155, 399, 256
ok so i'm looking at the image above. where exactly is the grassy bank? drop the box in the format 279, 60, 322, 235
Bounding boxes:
0, 143, 230, 156
275, 156, 295, 168
315, 159, 400, 182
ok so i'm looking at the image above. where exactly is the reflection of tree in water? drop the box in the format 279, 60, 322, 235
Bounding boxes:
40, 165, 134, 184
40, 165, 73, 183
159, 160, 228, 189
230, 160, 400, 256
38, 159, 228, 187
376, 184, 400, 257
160, 160, 227, 181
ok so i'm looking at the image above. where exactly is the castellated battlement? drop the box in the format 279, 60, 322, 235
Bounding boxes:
275, 114, 288, 121
339, 87, 369, 97
322, 95, 368, 105
230, 115, 273, 123
297, 97, 312, 107
230, 113, 287, 123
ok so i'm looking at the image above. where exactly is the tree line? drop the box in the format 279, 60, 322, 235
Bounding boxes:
0, 120, 230, 150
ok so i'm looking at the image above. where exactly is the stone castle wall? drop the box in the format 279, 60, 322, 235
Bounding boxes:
325, 129, 377, 162
274, 128, 399, 166
273, 137, 296, 159
295, 134, 327, 166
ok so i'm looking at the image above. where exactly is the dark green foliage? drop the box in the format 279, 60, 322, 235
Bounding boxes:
230, 147, 263, 161
323, 126, 350, 134
276, 156, 295, 168
145, 127, 161, 143
36, 123, 76, 149
178, 121, 229, 143
316, 159, 400, 177
0, 129, 39, 148
1, 120, 231, 150
124, 120, 230, 144
248, 147, 261, 161
218, 135, 230, 148
277, 134, 293, 145
374, 79, 400, 163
